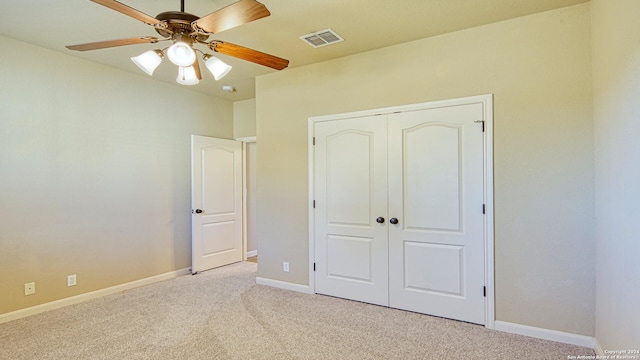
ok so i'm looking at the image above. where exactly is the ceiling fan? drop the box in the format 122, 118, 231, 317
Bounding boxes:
66, 0, 289, 85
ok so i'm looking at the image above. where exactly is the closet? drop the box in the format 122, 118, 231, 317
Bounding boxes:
311, 96, 492, 325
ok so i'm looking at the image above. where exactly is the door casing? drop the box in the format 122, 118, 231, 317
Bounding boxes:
237, 136, 257, 260
307, 94, 495, 329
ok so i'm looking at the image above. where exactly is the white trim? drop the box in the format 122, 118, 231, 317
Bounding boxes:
242, 141, 248, 261
246, 250, 258, 258
235, 136, 256, 143
240, 137, 257, 262
483, 95, 496, 329
593, 337, 604, 356
309, 95, 493, 123
256, 277, 313, 294
308, 94, 495, 328
0, 268, 191, 325
308, 119, 316, 294
494, 321, 596, 349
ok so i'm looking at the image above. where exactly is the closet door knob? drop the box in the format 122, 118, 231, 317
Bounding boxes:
389, 218, 399, 225
376, 217, 385, 224
195, 209, 203, 214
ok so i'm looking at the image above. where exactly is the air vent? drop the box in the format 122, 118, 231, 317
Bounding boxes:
300, 28, 344, 48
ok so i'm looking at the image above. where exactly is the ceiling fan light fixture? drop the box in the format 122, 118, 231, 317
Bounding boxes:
203, 54, 232, 80
176, 66, 200, 85
66, 0, 290, 88
167, 40, 196, 67
131, 50, 164, 76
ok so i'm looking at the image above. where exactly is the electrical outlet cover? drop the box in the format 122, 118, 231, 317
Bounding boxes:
24, 282, 35, 295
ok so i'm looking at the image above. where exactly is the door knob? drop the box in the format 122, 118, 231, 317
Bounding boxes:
195, 209, 203, 214
376, 217, 385, 224
389, 217, 399, 224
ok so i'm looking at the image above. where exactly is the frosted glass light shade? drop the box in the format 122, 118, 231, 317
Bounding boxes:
204, 55, 232, 80
167, 41, 196, 67
131, 50, 163, 75
176, 66, 199, 85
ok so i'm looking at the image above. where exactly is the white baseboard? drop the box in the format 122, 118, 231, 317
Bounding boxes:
256, 276, 313, 294
494, 321, 595, 349
593, 337, 604, 356
0, 267, 191, 325
246, 250, 257, 258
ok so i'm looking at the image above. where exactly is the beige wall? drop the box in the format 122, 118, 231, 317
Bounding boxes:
0, 36, 233, 315
233, 99, 257, 138
256, 4, 595, 336
591, 0, 640, 350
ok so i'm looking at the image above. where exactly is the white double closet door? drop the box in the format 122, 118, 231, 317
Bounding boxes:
314, 102, 486, 325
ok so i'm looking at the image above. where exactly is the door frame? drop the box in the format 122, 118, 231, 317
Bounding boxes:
236, 136, 257, 261
307, 94, 495, 329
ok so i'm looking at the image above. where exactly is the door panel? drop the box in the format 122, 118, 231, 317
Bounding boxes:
327, 235, 374, 282
202, 221, 236, 254
203, 148, 236, 214
403, 242, 464, 296
314, 116, 389, 306
191, 135, 243, 273
388, 104, 485, 324
404, 123, 462, 231
327, 131, 373, 226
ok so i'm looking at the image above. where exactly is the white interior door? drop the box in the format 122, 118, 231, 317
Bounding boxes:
314, 116, 389, 306
191, 135, 243, 274
387, 104, 485, 324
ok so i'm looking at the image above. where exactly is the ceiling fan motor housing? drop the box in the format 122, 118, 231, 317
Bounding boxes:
155, 11, 209, 41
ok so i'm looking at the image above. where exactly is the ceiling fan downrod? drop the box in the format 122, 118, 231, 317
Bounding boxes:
181, 0, 185, 13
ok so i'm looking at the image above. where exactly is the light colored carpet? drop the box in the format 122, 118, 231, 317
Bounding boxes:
0, 262, 595, 359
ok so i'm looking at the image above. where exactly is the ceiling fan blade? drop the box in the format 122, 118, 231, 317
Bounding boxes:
193, 58, 203, 80
91, 0, 161, 25
66, 36, 159, 51
213, 41, 289, 70
194, 0, 270, 34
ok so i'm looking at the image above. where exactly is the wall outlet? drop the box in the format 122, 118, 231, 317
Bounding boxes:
67, 274, 77, 287
24, 282, 35, 296
283, 262, 290, 272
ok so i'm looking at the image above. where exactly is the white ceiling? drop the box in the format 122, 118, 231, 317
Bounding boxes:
0, 0, 588, 101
